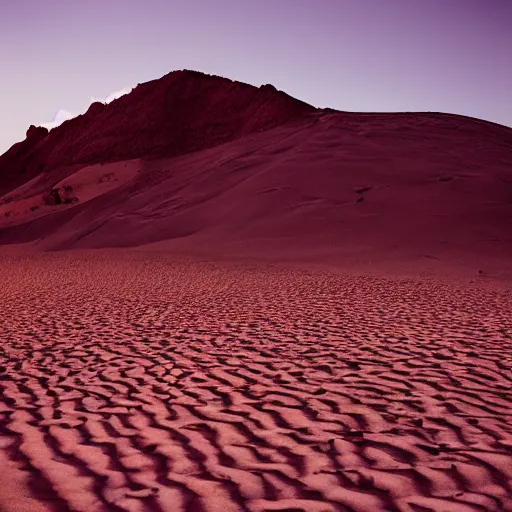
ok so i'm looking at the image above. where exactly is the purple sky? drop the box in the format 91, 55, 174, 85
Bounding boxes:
1, 0, 511, 154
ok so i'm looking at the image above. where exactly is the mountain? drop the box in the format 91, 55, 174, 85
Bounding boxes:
0, 70, 315, 195
0, 70, 511, 275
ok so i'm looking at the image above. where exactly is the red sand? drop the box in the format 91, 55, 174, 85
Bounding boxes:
0, 73, 511, 275
0, 71, 511, 510
0, 252, 511, 511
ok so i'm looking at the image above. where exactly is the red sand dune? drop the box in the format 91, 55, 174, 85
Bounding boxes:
0, 71, 511, 511
0, 70, 511, 275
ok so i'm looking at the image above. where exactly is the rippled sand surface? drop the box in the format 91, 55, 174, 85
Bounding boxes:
0, 252, 511, 511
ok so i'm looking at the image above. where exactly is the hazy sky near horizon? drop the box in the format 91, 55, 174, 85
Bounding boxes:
0, 0, 511, 154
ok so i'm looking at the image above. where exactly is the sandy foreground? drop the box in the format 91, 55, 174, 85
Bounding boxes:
0, 251, 511, 512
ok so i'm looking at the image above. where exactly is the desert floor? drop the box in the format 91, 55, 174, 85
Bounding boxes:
0, 251, 511, 512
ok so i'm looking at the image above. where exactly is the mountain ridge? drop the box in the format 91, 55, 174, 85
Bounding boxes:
0, 69, 317, 195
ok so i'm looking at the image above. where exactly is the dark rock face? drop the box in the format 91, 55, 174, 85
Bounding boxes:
42, 189, 62, 206
86, 102, 105, 115
0, 126, 49, 194
0, 70, 317, 196
42, 185, 77, 206
25, 125, 49, 140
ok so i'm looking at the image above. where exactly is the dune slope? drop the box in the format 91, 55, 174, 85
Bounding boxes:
0, 104, 511, 275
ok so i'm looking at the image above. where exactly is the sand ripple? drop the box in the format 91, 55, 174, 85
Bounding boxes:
0, 252, 511, 511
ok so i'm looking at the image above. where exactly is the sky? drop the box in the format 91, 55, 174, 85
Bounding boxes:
0, 0, 511, 154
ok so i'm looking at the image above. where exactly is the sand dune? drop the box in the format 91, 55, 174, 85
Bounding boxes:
0, 253, 511, 511
0, 70, 510, 274
0, 71, 511, 510
0, 109, 511, 277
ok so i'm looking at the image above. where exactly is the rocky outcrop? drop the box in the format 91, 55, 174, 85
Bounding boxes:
25, 125, 49, 141
42, 185, 77, 206
0, 70, 317, 196
86, 102, 106, 115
